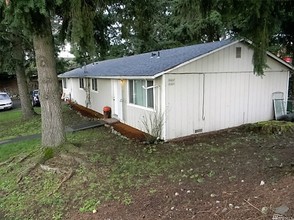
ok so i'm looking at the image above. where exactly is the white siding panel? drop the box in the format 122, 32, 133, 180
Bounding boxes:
71, 78, 87, 106
89, 79, 112, 114
122, 78, 162, 135
124, 105, 156, 133
61, 42, 290, 140
247, 71, 288, 123
164, 42, 290, 139
62, 78, 73, 100
165, 74, 203, 139
203, 73, 249, 132
170, 42, 253, 74
164, 70, 288, 139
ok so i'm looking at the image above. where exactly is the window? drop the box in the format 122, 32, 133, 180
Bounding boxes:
147, 81, 154, 108
92, 78, 98, 91
129, 80, 154, 108
79, 78, 84, 88
236, 47, 242, 58
63, 79, 67, 89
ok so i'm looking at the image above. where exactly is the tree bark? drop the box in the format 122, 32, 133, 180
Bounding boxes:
13, 37, 35, 120
33, 17, 65, 147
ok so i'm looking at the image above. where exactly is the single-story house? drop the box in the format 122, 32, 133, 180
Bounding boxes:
58, 39, 294, 140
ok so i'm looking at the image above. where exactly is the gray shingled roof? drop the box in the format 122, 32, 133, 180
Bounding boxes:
58, 39, 234, 79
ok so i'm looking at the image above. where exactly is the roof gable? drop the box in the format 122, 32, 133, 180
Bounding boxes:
59, 39, 235, 79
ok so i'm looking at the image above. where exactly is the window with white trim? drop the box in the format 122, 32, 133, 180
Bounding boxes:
129, 79, 154, 108
92, 78, 98, 91
79, 78, 84, 88
63, 79, 67, 89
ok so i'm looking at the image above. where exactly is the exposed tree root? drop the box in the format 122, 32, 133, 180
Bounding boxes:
60, 153, 89, 167
48, 168, 74, 196
17, 151, 36, 163
0, 156, 15, 167
40, 164, 60, 174
17, 163, 39, 183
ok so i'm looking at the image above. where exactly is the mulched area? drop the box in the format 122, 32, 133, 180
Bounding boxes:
67, 101, 147, 141
68, 101, 104, 119
111, 122, 147, 142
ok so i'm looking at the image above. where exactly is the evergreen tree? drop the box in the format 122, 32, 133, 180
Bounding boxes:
0, 2, 35, 120
2, 0, 111, 147
173, 0, 294, 75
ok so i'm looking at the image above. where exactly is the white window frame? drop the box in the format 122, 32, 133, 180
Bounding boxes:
79, 78, 84, 89
92, 78, 98, 91
63, 78, 67, 89
129, 79, 154, 109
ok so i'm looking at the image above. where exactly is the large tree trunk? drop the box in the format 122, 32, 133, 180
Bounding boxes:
13, 37, 35, 120
33, 17, 65, 147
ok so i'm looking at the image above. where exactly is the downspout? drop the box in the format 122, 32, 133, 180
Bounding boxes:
85, 78, 91, 108
83, 64, 91, 108
202, 73, 206, 121
286, 70, 290, 111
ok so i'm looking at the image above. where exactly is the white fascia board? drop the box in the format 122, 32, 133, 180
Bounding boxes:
153, 40, 241, 78
241, 38, 293, 71
58, 75, 154, 79
60, 75, 155, 80
266, 52, 294, 71
91, 75, 155, 80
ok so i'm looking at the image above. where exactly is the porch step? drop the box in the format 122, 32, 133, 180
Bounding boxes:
103, 118, 120, 125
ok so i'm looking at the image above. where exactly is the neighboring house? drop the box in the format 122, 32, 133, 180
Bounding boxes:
58, 39, 294, 140
0, 73, 39, 97
0, 74, 18, 96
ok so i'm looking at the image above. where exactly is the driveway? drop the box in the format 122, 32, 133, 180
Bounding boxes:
12, 98, 21, 109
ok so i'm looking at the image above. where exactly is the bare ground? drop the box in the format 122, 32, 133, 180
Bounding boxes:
63, 126, 294, 220
2, 104, 293, 220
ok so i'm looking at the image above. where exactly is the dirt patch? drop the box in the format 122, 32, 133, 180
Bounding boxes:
2, 104, 293, 220
64, 127, 294, 220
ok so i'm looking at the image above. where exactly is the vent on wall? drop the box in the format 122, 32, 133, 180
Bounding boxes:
236, 47, 242, 58
194, 129, 203, 133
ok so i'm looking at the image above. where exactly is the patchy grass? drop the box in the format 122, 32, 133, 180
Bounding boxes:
0, 106, 294, 220
0, 126, 219, 219
245, 120, 294, 134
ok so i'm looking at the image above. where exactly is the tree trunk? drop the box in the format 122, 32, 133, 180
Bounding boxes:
13, 37, 35, 120
33, 17, 65, 147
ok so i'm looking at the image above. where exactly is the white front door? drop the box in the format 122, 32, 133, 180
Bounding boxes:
112, 80, 123, 120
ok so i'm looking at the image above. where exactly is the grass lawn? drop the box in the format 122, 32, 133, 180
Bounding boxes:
0, 105, 293, 220
0, 108, 41, 141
